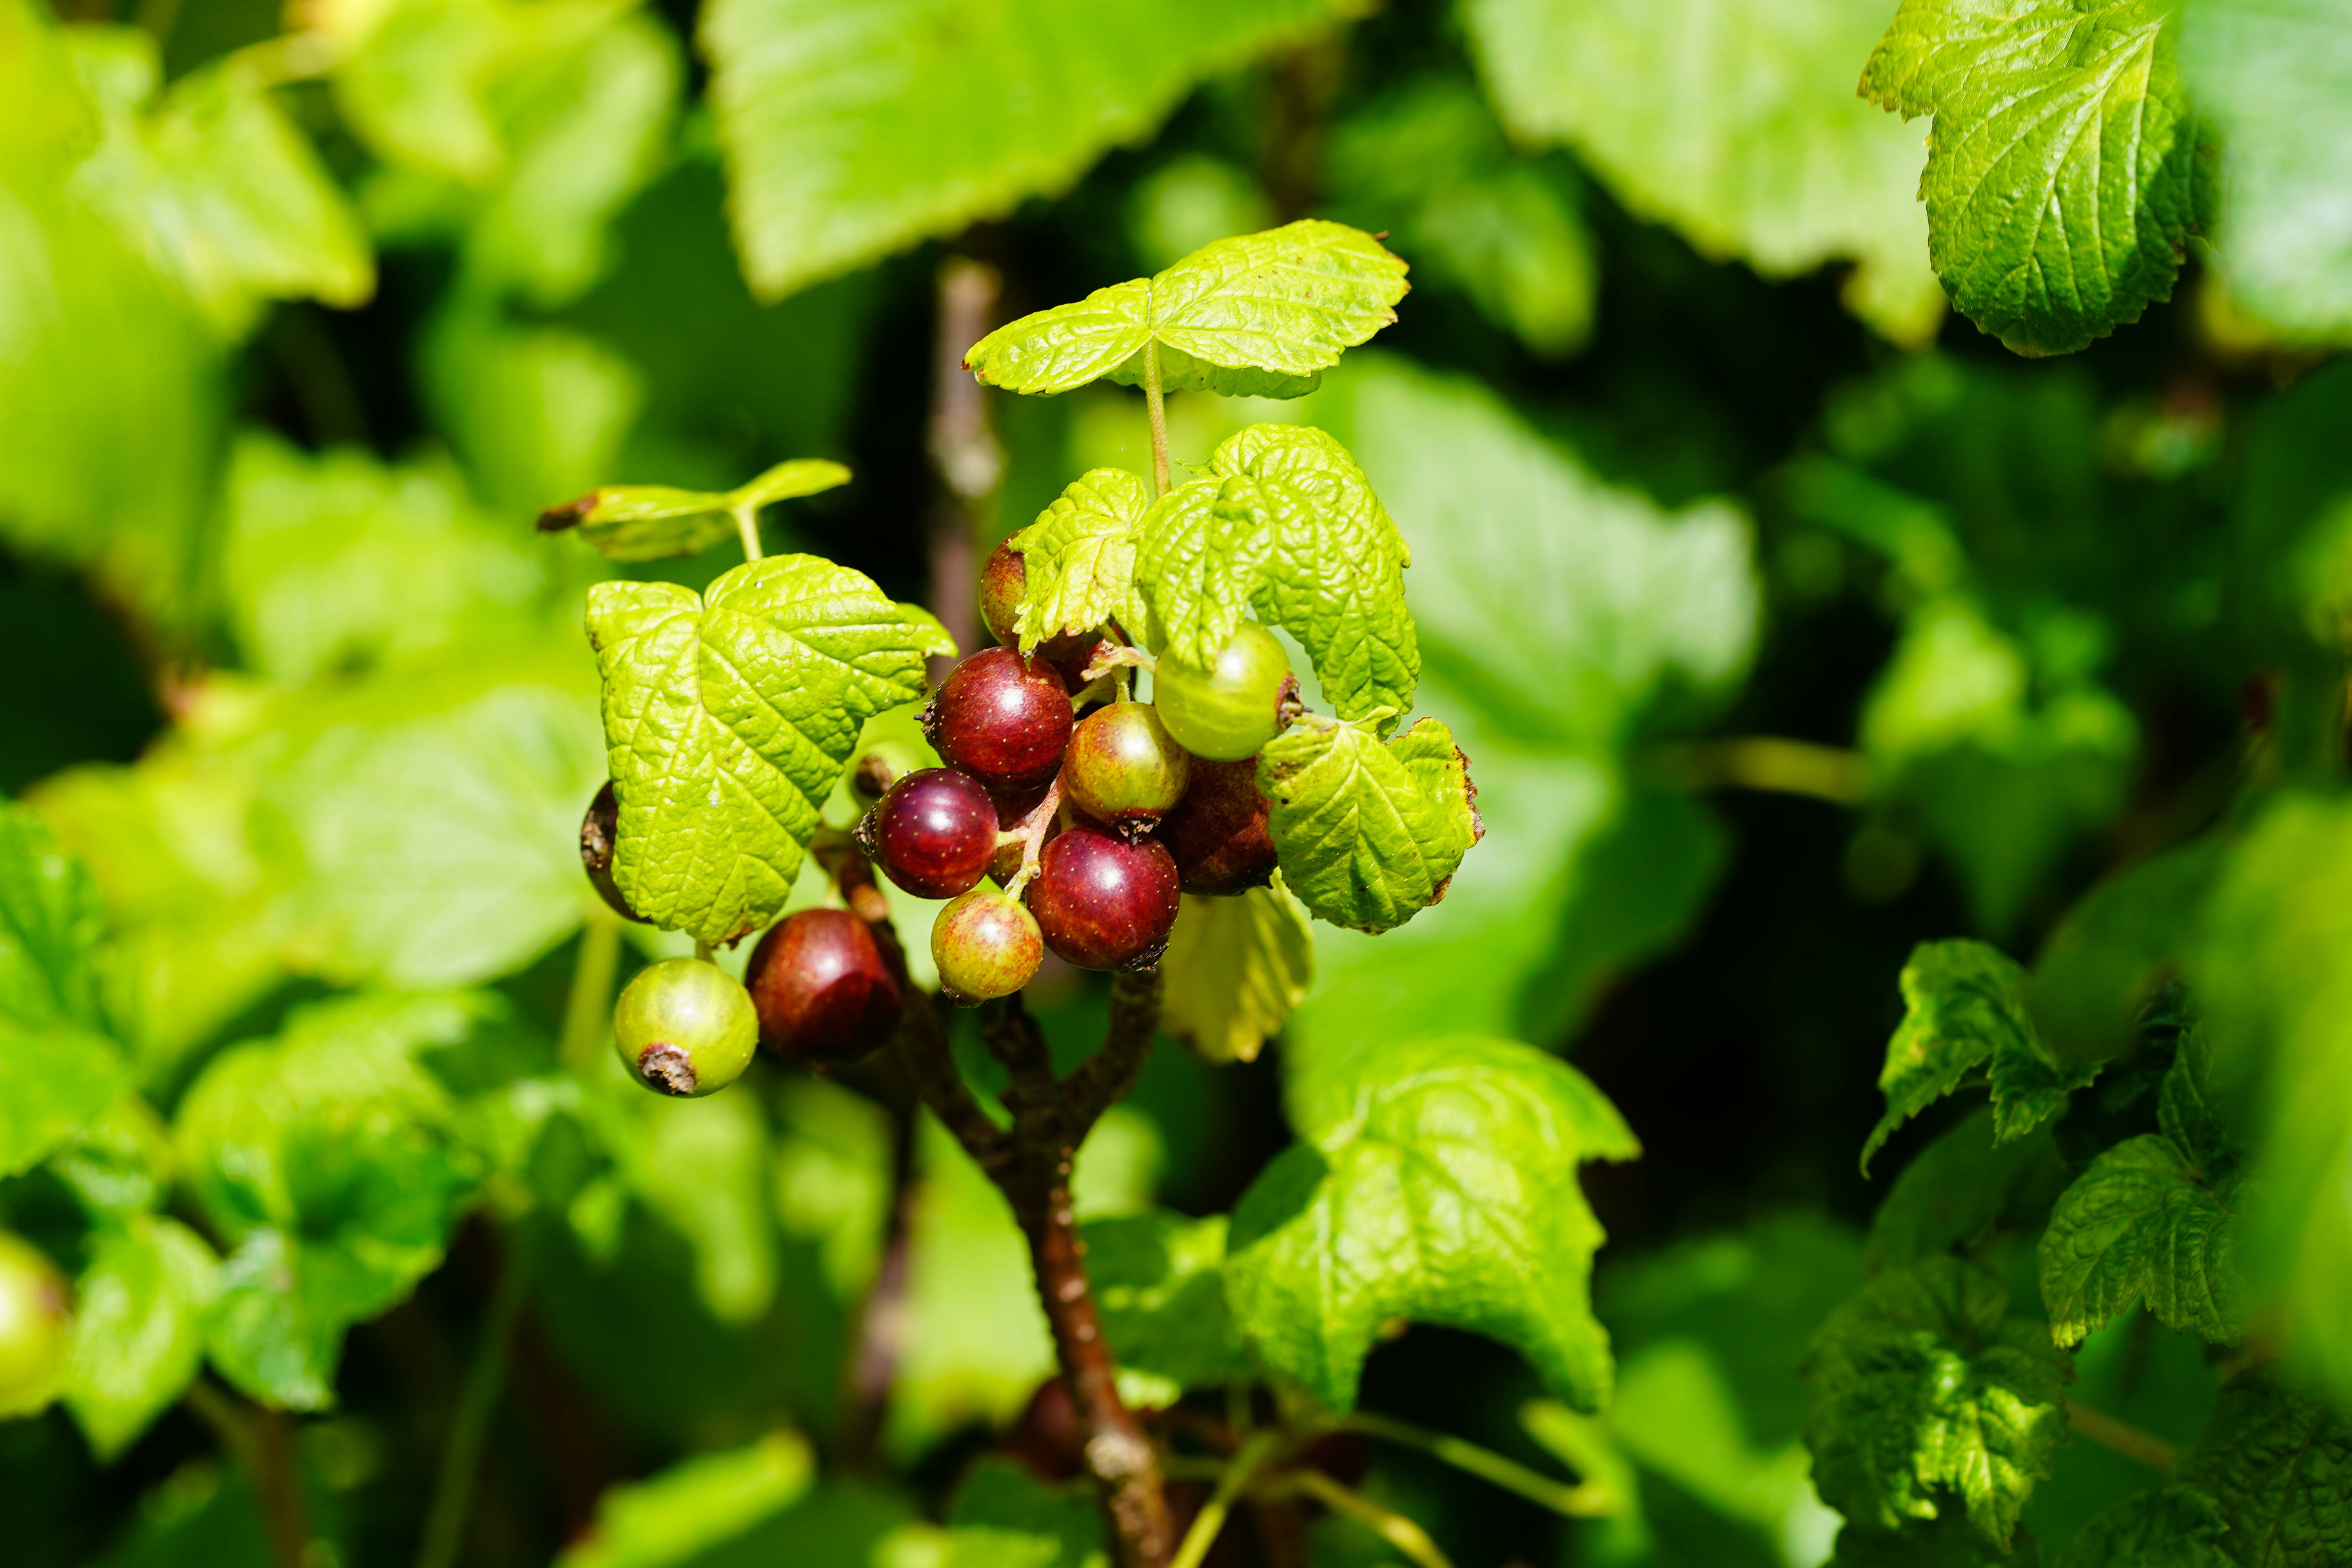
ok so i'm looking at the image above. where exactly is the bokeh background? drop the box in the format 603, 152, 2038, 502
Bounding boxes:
1, 0, 2335, 1564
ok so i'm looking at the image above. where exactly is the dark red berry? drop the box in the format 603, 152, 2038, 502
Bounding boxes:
1005, 1376, 1085, 1481
1157, 759, 1277, 895
926, 648, 1073, 795
857, 768, 999, 899
746, 909, 904, 1067
1024, 825, 1181, 971
579, 782, 647, 922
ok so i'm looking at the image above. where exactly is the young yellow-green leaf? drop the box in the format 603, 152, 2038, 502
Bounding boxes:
702, 0, 1347, 301
964, 221, 1406, 397
1223, 1034, 1638, 1412
1801, 1256, 2071, 1550
1862, 940, 2098, 1175
2182, 0, 2352, 343
558, 1431, 815, 1568
2051, 1486, 2234, 1568
1860, 0, 2206, 356
0, 800, 129, 1179
2178, 1372, 2352, 1568
1009, 468, 1154, 649
1158, 880, 1314, 1064
586, 556, 954, 945
1082, 1212, 1251, 1408
539, 460, 851, 563
2039, 1030, 2247, 1347
1256, 715, 1480, 934
63, 1215, 217, 1457
1136, 423, 1418, 720
67, 28, 373, 339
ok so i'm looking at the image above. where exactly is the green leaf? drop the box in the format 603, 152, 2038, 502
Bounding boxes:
557, 1431, 815, 1568
66, 27, 373, 338
586, 555, 954, 944
1081, 1212, 1250, 1408
1256, 715, 1480, 935
1009, 469, 1154, 649
2039, 1031, 2247, 1347
0, 797, 109, 1032
221, 430, 548, 683
965, 221, 1407, 398
2030, 840, 2224, 1067
1463, 0, 1945, 346
1158, 880, 1314, 1065
537, 460, 851, 564
2051, 1486, 2233, 1568
62, 1215, 218, 1457
1223, 1033, 1638, 1412
1135, 423, 1417, 721
2180, 0, 2352, 343
2177, 1372, 2352, 1568
1859, 0, 2207, 356
1866, 1110, 2068, 1275
1827, 1516, 2025, 1568
176, 992, 490, 1408
940, 1460, 1108, 1568
701, 1, 1353, 300
1863, 940, 2098, 1175
1801, 1256, 2071, 1549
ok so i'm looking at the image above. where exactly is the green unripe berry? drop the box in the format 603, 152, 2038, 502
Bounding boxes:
931, 888, 1044, 1005
1152, 622, 1296, 762
1063, 701, 1191, 831
612, 958, 759, 1097
0, 1232, 70, 1418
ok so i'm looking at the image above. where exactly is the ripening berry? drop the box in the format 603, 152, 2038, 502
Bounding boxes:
1062, 701, 1191, 834
579, 782, 647, 923
931, 888, 1045, 1004
1152, 622, 1296, 762
927, 648, 1074, 795
746, 909, 903, 1066
857, 767, 999, 899
1024, 825, 1181, 971
612, 958, 759, 1097
979, 539, 1028, 647
0, 1232, 69, 1418
1157, 757, 1278, 894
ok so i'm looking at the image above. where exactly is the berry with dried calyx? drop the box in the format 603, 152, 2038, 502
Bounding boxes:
1157, 758, 1278, 894
579, 782, 647, 923
931, 888, 1045, 1004
0, 1232, 69, 1418
927, 648, 1074, 795
1063, 701, 1191, 833
1152, 621, 1296, 762
1024, 825, 1181, 971
850, 739, 926, 803
747, 909, 903, 1066
857, 767, 998, 899
612, 958, 758, 1097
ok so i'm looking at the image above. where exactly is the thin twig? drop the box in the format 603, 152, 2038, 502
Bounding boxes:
1142, 341, 1172, 498
1646, 737, 1871, 806
187, 1379, 313, 1568
893, 991, 1011, 1177
1341, 1411, 1613, 1518
414, 1232, 533, 1568
559, 913, 624, 1073
1169, 1432, 1283, 1568
1287, 1471, 1454, 1568
930, 257, 1002, 661
1064, 971, 1161, 1134
731, 501, 765, 564
2065, 1397, 2178, 1473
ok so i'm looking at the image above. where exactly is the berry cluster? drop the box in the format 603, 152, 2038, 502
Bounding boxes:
578, 537, 1296, 1098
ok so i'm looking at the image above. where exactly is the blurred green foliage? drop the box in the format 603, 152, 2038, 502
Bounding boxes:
3, 0, 2352, 1566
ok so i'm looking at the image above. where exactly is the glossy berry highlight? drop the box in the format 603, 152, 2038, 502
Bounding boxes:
1024, 825, 1181, 971
612, 958, 759, 1098
579, 781, 646, 923
0, 1233, 69, 1418
1063, 701, 1191, 833
931, 887, 1045, 1004
747, 909, 903, 1066
1157, 757, 1278, 895
927, 648, 1074, 795
1152, 621, 1296, 762
858, 767, 999, 899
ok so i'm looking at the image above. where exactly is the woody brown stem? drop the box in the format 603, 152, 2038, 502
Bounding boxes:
899, 984, 1171, 1566
929, 256, 1003, 668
